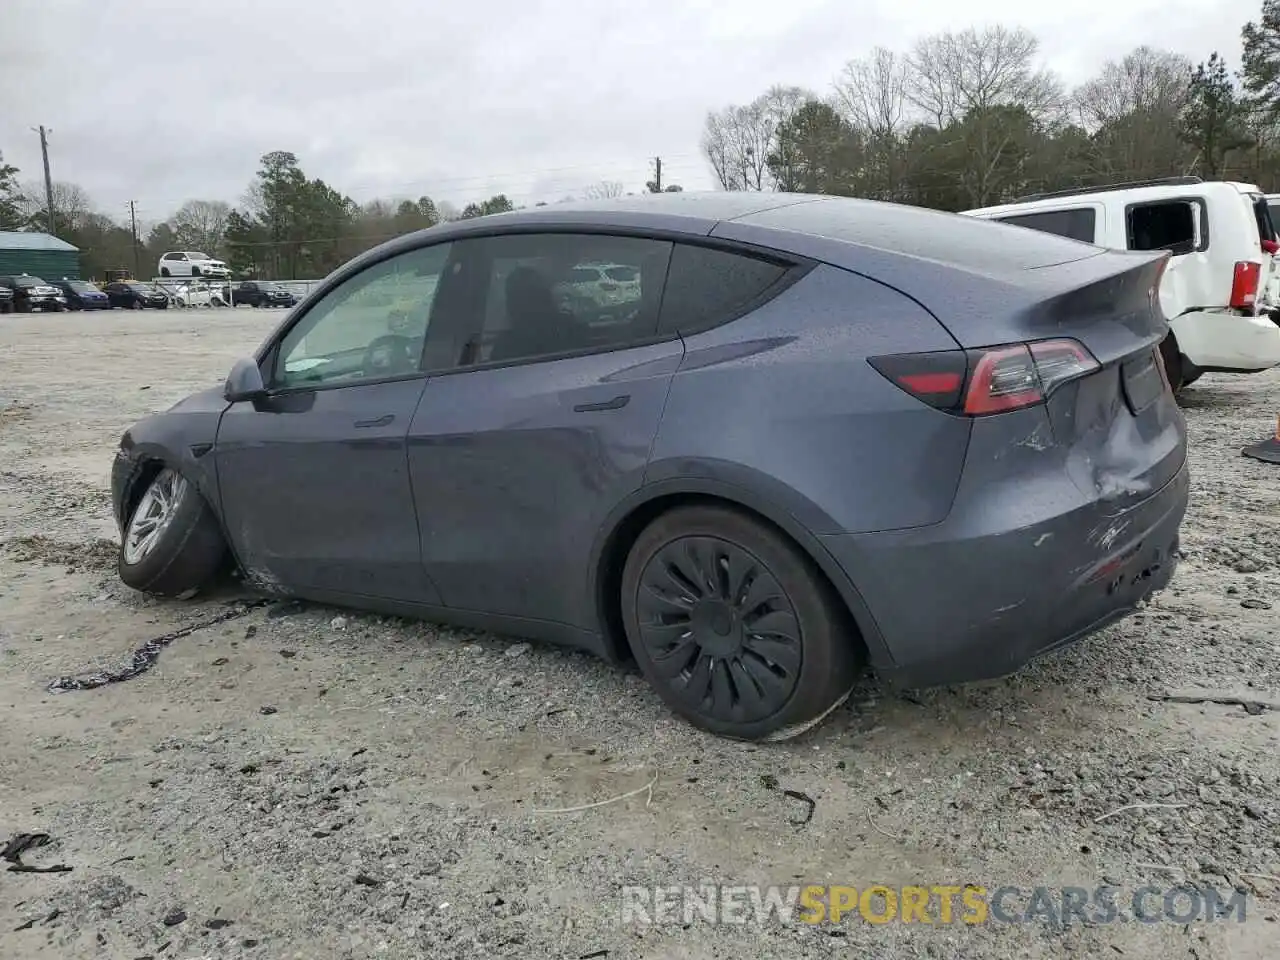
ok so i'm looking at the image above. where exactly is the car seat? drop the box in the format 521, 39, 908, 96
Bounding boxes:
490, 266, 570, 361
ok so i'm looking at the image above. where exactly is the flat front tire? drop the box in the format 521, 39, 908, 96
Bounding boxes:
620, 505, 864, 741
118, 467, 226, 597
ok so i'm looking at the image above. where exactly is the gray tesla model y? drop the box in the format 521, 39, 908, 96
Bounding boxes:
111, 192, 1188, 740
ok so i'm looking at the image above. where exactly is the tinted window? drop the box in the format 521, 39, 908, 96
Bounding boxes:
1253, 196, 1276, 243
452, 233, 673, 367
1127, 200, 1203, 255
995, 208, 1097, 244
274, 243, 452, 388
657, 244, 789, 336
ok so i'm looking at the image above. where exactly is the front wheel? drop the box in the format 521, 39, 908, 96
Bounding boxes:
620, 505, 864, 741
119, 467, 226, 597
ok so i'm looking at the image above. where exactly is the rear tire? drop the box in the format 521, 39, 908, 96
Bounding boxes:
160, 267, 171, 277
620, 505, 864, 741
1159, 334, 1185, 393
119, 467, 226, 597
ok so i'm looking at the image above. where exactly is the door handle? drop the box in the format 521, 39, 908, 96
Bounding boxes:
573, 395, 630, 413
354, 413, 395, 428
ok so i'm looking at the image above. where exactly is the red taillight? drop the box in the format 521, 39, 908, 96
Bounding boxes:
1230, 261, 1261, 310
869, 338, 1100, 416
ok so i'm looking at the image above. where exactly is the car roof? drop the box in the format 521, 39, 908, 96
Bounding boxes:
353, 191, 1099, 279
963, 180, 1262, 219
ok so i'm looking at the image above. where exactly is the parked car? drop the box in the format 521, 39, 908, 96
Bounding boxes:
167, 280, 216, 308
53, 279, 112, 310
553, 262, 641, 314
0, 284, 13, 314
104, 280, 170, 310
110, 192, 1188, 741
232, 280, 299, 308
157, 251, 230, 279
962, 177, 1280, 392
0, 275, 67, 312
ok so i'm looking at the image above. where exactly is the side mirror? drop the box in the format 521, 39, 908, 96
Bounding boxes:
224, 357, 267, 402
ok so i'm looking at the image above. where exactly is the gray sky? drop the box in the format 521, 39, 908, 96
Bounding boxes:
1, 0, 1263, 226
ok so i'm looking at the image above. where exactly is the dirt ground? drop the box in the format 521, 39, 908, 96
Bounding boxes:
1, 307, 1278, 960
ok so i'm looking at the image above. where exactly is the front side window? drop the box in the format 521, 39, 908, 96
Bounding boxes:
273, 243, 452, 389
454, 233, 674, 367
995, 207, 1097, 244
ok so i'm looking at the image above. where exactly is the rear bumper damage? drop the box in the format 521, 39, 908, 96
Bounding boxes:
822, 459, 1190, 689
1169, 309, 1280, 372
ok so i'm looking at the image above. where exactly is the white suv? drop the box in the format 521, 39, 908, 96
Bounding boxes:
158, 251, 230, 280
962, 178, 1280, 391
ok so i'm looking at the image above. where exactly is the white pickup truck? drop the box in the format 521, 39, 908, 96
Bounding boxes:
963, 177, 1280, 392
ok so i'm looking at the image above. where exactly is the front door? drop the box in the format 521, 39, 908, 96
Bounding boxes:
408, 232, 682, 630
215, 241, 457, 602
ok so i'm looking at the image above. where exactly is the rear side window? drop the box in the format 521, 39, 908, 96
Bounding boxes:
994, 208, 1096, 243
1126, 199, 1205, 255
453, 233, 674, 367
657, 244, 790, 337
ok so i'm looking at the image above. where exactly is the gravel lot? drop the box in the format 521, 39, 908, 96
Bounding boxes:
1, 307, 1279, 960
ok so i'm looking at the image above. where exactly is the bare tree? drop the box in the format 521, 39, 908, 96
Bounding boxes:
582, 180, 625, 200
1071, 46, 1195, 181
701, 89, 816, 191
835, 47, 909, 138
906, 26, 1064, 126
170, 199, 230, 253
19, 181, 92, 232
1073, 46, 1193, 130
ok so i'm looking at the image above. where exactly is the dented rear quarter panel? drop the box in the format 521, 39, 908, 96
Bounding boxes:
647, 263, 973, 536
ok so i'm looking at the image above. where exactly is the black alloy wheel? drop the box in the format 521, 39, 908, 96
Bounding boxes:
621, 505, 863, 741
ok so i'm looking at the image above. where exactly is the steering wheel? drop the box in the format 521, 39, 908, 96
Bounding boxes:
362, 334, 421, 377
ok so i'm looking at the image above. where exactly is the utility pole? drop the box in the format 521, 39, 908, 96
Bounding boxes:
36, 125, 54, 235
129, 201, 141, 277
653, 156, 662, 193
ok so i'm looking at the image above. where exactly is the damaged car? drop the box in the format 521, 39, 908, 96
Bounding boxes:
110, 192, 1189, 741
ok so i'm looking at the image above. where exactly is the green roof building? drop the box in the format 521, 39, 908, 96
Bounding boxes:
0, 232, 81, 281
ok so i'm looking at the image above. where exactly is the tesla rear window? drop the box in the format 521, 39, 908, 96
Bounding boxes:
656, 244, 788, 337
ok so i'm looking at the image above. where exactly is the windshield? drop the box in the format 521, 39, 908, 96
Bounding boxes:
69, 281, 101, 293
189, 252, 211, 261
127, 282, 157, 292
15, 276, 44, 288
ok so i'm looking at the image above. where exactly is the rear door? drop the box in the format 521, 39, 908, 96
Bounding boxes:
406, 231, 680, 631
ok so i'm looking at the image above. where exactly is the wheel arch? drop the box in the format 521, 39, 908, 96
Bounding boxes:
589, 478, 892, 669
117, 427, 223, 530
